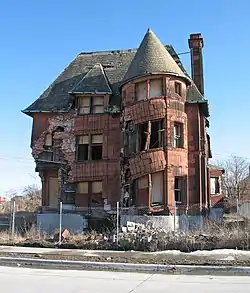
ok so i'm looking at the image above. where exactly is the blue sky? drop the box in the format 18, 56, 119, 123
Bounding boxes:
1, 0, 250, 196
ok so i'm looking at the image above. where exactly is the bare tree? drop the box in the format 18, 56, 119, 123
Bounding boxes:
216, 155, 249, 203
0, 185, 41, 214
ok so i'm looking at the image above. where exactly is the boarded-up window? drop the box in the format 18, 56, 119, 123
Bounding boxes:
78, 96, 104, 114
44, 133, 53, 146
92, 181, 102, 193
92, 97, 104, 114
49, 177, 59, 208
79, 135, 89, 144
149, 79, 163, 98
135, 81, 147, 101
78, 97, 91, 114
92, 134, 103, 144
152, 172, 164, 204
77, 182, 88, 194
138, 176, 148, 189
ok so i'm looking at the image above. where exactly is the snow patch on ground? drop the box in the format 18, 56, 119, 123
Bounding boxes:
152, 249, 250, 256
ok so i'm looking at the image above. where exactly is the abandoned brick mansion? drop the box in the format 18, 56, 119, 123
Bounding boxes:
22, 29, 223, 214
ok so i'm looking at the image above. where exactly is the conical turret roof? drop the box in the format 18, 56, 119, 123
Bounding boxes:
122, 28, 187, 83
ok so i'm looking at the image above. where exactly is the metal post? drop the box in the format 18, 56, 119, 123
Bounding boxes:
11, 200, 16, 237
236, 196, 239, 235
173, 201, 176, 233
59, 201, 63, 245
116, 201, 119, 245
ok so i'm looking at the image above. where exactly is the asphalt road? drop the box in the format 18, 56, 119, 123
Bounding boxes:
1, 266, 250, 292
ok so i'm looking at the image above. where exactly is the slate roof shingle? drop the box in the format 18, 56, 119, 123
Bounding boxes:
123, 28, 188, 83
22, 29, 204, 116
69, 63, 112, 94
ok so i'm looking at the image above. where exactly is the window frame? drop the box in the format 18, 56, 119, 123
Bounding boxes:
77, 96, 104, 115
77, 181, 103, 194
76, 134, 103, 161
174, 177, 182, 203
149, 78, 163, 98
210, 177, 221, 195
174, 82, 182, 96
135, 81, 147, 101
173, 122, 183, 148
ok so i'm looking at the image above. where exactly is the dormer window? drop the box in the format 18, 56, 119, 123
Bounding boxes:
174, 82, 182, 96
78, 96, 104, 114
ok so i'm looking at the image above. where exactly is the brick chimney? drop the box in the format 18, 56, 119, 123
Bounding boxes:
188, 33, 204, 95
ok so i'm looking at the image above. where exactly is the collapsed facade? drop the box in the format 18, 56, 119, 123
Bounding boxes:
23, 29, 215, 214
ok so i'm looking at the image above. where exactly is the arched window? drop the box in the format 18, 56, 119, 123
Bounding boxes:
44, 133, 53, 146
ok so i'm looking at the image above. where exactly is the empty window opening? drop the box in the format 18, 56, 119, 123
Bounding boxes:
78, 96, 104, 114
61, 193, 75, 205
55, 126, 64, 132
91, 134, 103, 160
174, 82, 182, 96
77, 135, 89, 161
149, 79, 163, 98
174, 177, 182, 203
135, 81, 147, 101
150, 120, 164, 149
77, 134, 103, 161
138, 123, 147, 151
152, 172, 164, 205
174, 122, 183, 148
137, 120, 164, 151
122, 183, 136, 208
210, 177, 220, 194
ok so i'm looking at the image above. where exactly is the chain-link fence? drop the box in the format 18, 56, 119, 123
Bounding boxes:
2, 198, 250, 240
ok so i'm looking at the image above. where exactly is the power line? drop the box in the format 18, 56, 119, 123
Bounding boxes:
0, 152, 249, 162
177, 51, 190, 56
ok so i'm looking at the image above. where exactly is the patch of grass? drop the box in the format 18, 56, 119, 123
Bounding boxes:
0, 221, 250, 252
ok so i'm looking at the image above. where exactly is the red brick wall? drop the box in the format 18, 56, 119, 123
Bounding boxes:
122, 75, 189, 210
186, 103, 201, 204
31, 113, 55, 146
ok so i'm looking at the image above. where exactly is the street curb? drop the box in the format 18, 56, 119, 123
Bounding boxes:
1, 257, 250, 274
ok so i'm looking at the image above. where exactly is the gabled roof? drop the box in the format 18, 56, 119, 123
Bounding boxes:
22, 30, 204, 117
208, 164, 225, 173
122, 29, 189, 84
69, 63, 112, 94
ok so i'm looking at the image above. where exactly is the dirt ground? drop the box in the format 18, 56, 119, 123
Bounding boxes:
0, 250, 250, 266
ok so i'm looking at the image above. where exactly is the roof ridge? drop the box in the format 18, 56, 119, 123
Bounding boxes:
77, 44, 176, 57
69, 63, 112, 95
78, 48, 138, 56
